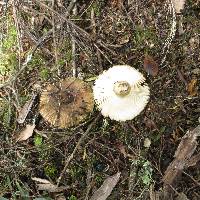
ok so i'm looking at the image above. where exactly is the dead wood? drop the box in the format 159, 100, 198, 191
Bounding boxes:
162, 125, 200, 199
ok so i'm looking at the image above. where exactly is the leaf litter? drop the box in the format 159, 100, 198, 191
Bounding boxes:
16, 124, 35, 142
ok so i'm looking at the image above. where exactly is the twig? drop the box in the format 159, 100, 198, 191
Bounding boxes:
52, 0, 59, 70
71, 4, 77, 77
56, 113, 101, 186
71, 34, 77, 77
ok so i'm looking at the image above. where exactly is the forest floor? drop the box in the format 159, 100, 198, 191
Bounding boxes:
0, 0, 199, 200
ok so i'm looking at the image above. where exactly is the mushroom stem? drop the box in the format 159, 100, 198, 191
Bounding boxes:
113, 81, 131, 97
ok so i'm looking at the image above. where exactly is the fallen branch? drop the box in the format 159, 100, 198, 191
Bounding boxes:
162, 125, 200, 199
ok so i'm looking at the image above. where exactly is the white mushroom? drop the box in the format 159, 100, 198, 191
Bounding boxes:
93, 65, 150, 121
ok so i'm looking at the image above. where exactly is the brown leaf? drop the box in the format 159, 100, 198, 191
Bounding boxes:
172, 0, 186, 14
90, 172, 121, 200
16, 124, 35, 142
187, 78, 198, 96
144, 54, 159, 76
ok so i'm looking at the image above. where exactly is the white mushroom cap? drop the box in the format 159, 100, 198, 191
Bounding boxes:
93, 65, 150, 121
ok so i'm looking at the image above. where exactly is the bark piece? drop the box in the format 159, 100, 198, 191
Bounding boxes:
90, 172, 121, 200
162, 126, 200, 200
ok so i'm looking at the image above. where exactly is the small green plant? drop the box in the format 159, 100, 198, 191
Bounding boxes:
91, 1, 101, 17
34, 135, 43, 147
39, 68, 50, 81
133, 25, 157, 50
33, 135, 52, 163
0, 99, 14, 130
69, 165, 85, 181
68, 195, 77, 200
44, 164, 57, 178
95, 174, 103, 186
0, 17, 18, 83
132, 158, 153, 187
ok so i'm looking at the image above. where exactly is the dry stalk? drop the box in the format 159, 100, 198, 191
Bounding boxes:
51, 0, 59, 75
160, 0, 177, 66
71, 4, 78, 77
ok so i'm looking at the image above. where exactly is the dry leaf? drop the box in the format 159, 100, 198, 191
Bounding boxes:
187, 78, 198, 96
32, 177, 51, 184
144, 54, 159, 76
32, 177, 68, 192
90, 172, 121, 200
172, 0, 186, 14
17, 93, 37, 124
16, 124, 35, 142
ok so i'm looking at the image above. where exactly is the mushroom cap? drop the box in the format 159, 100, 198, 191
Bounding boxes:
93, 65, 150, 121
39, 78, 94, 128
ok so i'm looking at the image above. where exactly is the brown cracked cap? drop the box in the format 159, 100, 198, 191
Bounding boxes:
39, 78, 94, 128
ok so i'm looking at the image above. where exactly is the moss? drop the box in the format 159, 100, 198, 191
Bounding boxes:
91, 1, 101, 17
2, 18, 17, 50
39, 68, 50, 81
131, 158, 153, 187
0, 17, 18, 84
0, 99, 15, 130
34, 134, 43, 147
132, 25, 158, 51
44, 164, 57, 178
68, 195, 77, 200
95, 174, 104, 186
69, 164, 85, 181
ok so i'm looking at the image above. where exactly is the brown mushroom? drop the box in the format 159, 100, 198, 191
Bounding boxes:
39, 78, 94, 128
